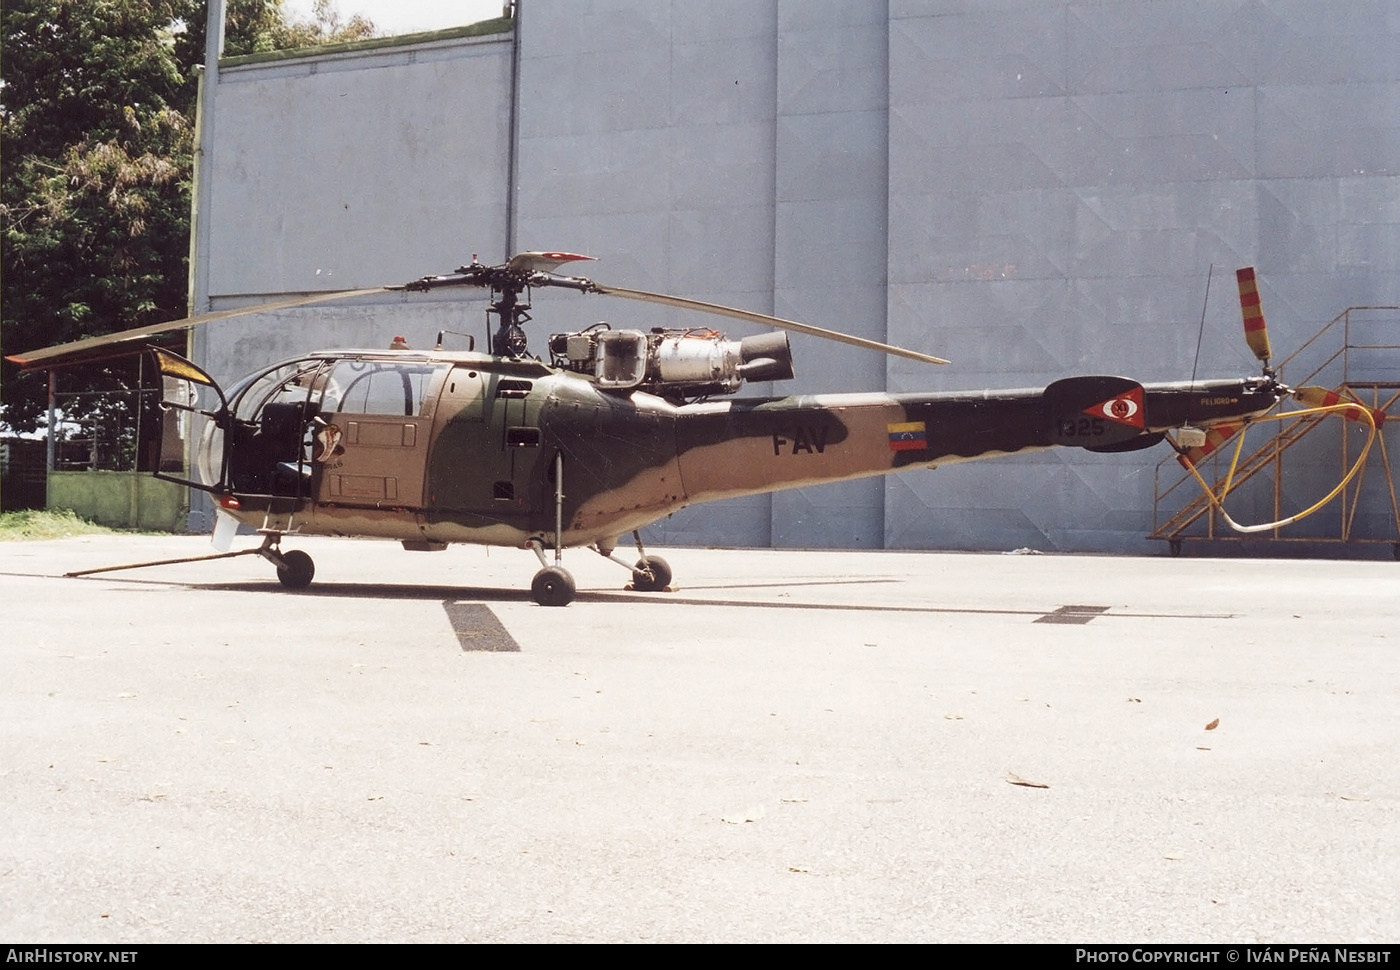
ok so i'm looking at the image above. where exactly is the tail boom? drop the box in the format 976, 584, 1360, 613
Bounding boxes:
673, 376, 1282, 503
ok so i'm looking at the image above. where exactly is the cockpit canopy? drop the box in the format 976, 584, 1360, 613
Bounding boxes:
150, 351, 450, 495
226, 356, 443, 423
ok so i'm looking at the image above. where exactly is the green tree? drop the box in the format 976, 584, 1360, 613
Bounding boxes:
1, 1, 373, 434
177, 1, 375, 67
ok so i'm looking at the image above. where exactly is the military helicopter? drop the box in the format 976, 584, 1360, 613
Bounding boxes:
12, 254, 1329, 606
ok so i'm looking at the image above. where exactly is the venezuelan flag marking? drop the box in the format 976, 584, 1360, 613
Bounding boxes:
887, 421, 927, 451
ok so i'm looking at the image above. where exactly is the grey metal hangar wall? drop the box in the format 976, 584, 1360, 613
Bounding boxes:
196, 1, 1400, 552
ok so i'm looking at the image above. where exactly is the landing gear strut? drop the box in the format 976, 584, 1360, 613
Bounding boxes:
524, 457, 674, 605
593, 531, 673, 593
527, 452, 577, 606
256, 532, 316, 589
526, 539, 575, 606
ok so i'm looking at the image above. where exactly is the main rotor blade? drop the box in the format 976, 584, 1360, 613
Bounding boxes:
587, 284, 950, 366
7, 287, 386, 370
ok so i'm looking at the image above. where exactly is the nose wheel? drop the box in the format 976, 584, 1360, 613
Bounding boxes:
275, 549, 316, 589
254, 533, 316, 589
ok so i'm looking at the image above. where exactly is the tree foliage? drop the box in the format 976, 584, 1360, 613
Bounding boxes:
1, 0, 374, 433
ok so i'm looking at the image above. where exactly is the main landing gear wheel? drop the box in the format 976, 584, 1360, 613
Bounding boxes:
631, 555, 672, 592
276, 549, 315, 589
531, 565, 576, 607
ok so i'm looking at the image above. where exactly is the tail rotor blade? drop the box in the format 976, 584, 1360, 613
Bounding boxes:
1294, 385, 1386, 426
1235, 267, 1272, 365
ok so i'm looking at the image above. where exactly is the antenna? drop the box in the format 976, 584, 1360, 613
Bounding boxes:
1189, 264, 1213, 389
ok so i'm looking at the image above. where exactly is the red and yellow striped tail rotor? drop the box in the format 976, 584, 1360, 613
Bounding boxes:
1235, 267, 1272, 364
1177, 422, 1241, 469
1293, 386, 1386, 427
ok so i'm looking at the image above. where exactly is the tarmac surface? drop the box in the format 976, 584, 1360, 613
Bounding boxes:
1, 534, 1397, 943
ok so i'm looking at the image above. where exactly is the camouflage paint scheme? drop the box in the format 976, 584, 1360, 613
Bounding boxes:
202, 349, 1282, 552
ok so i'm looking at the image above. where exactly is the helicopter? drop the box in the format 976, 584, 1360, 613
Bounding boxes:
9, 253, 1309, 607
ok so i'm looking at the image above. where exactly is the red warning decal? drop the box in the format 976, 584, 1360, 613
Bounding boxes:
1085, 387, 1145, 428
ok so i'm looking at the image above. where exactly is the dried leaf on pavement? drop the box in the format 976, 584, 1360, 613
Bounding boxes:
1005, 772, 1049, 789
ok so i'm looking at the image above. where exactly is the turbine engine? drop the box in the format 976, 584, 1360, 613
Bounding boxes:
548, 327, 795, 398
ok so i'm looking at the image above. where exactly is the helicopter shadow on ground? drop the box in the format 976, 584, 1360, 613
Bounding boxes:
49, 571, 903, 604
54, 570, 1229, 627
165, 577, 1046, 619
35, 568, 1092, 621
34, 569, 1208, 633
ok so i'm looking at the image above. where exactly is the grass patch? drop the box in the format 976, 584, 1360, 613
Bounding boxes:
0, 508, 120, 541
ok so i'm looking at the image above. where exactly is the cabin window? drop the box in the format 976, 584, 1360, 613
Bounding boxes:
323, 361, 446, 416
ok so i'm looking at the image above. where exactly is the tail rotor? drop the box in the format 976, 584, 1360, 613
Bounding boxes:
1172, 267, 1383, 534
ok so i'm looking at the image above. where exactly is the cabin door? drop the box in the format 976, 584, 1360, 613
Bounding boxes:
314, 360, 448, 508
148, 347, 231, 493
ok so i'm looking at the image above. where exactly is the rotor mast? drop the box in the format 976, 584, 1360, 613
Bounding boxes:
400, 253, 598, 359
398, 251, 950, 366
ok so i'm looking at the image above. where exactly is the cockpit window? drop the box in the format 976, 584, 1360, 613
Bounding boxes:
230, 360, 328, 423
